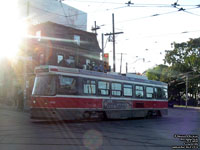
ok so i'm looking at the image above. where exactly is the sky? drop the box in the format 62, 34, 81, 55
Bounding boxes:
63, 0, 200, 73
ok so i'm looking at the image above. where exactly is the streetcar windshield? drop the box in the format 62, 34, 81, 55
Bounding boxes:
32, 75, 56, 96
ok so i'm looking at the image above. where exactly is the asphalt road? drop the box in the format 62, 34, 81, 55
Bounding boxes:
0, 108, 199, 150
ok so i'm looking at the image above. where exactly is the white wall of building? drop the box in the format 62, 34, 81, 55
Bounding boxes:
18, 0, 87, 31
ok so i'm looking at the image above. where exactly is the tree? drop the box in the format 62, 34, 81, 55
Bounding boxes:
146, 37, 200, 105
146, 64, 169, 82
165, 37, 200, 72
164, 37, 200, 103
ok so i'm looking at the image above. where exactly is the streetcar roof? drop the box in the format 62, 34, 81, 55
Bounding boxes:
35, 65, 168, 87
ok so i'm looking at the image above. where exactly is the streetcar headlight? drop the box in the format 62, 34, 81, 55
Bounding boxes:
33, 100, 36, 104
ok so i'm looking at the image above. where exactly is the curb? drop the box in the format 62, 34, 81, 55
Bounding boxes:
173, 105, 200, 110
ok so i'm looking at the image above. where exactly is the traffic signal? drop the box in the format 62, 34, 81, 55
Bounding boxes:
104, 53, 109, 65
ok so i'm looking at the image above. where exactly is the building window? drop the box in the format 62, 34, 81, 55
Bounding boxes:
83, 80, 96, 94
57, 75, 77, 95
146, 87, 154, 99
86, 59, 90, 65
155, 87, 162, 99
39, 53, 45, 65
135, 85, 144, 98
74, 35, 80, 45
57, 54, 64, 64
36, 30, 41, 41
123, 84, 133, 97
98, 81, 109, 96
111, 83, 122, 96
66, 56, 75, 65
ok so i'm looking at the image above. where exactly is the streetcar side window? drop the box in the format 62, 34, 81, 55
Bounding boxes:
57, 75, 77, 95
123, 84, 133, 97
135, 85, 144, 98
83, 79, 96, 95
98, 81, 110, 96
111, 83, 122, 96
162, 88, 168, 99
146, 87, 154, 99
154, 87, 162, 99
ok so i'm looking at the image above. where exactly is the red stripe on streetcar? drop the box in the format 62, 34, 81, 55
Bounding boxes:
32, 97, 103, 109
32, 97, 168, 109
133, 100, 168, 108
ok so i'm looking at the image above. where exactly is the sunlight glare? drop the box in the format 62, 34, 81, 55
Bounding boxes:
0, 1, 27, 60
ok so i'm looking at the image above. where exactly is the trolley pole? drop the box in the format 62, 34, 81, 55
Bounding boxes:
126, 62, 128, 73
117, 53, 126, 74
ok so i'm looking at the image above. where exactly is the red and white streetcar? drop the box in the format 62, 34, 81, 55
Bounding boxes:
31, 65, 168, 120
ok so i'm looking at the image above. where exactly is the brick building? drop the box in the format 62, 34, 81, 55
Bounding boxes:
27, 22, 102, 70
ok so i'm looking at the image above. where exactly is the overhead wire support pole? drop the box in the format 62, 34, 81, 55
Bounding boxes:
23, 0, 30, 111
104, 13, 123, 72
91, 21, 100, 35
112, 14, 115, 72
102, 33, 104, 72
186, 74, 188, 108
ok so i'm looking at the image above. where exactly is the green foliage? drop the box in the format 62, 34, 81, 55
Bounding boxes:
147, 37, 200, 102
146, 64, 169, 82
165, 37, 200, 72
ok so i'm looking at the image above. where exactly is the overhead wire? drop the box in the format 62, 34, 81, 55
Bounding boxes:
65, 0, 123, 5
129, 29, 200, 39
27, 1, 200, 36
29, 4, 87, 28
183, 10, 200, 17
60, 1, 69, 25
65, 0, 199, 7
29, 2, 200, 27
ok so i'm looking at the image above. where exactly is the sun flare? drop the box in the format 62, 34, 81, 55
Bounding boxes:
0, 1, 28, 60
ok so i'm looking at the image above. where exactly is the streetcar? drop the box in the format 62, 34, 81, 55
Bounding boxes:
31, 65, 168, 120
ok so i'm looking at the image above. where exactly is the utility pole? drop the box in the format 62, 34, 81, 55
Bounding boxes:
112, 14, 115, 72
102, 33, 104, 72
23, 0, 30, 111
186, 74, 188, 108
91, 21, 100, 35
105, 13, 123, 72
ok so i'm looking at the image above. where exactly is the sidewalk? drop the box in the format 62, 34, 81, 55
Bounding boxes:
0, 103, 29, 112
0, 103, 17, 110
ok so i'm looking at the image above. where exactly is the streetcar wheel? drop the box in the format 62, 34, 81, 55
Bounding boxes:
156, 110, 162, 117
83, 111, 91, 119
146, 111, 153, 119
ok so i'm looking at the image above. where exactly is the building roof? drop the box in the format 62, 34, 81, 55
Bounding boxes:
29, 21, 102, 53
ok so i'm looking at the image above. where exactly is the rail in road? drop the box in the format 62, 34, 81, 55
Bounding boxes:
0, 108, 199, 150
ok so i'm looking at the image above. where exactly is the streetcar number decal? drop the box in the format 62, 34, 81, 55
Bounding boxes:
103, 99, 132, 110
